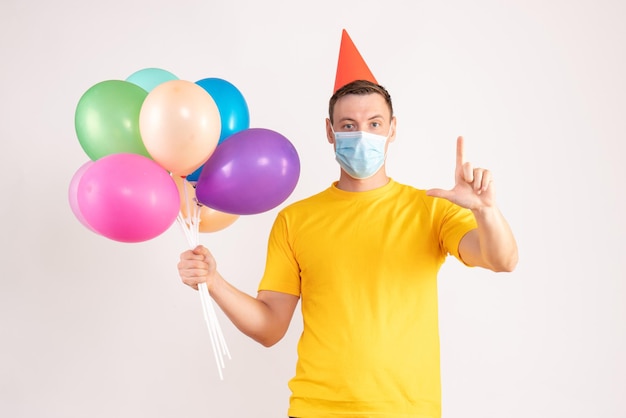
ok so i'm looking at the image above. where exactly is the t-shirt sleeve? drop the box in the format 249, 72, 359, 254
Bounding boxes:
257, 212, 301, 296
438, 201, 478, 264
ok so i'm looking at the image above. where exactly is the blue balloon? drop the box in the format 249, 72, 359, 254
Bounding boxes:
126, 68, 178, 92
185, 164, 203, 183
195, 78, 250, 144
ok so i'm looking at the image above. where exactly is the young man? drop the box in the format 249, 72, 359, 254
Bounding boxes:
178, 32, 518, 418
178, 80, 517, 417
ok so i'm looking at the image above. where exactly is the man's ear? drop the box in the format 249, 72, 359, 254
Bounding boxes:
388, 116, 397, 143
326, 118, 335, 144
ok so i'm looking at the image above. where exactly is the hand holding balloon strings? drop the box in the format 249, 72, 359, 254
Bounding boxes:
176, 177, 231, 380
71, 69, 299, 380
136, 76, 236, 380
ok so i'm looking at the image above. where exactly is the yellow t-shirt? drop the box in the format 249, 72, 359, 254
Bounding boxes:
258, 179, 477, 418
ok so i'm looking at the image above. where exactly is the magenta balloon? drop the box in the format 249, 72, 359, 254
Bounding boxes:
68, 161, 96, 232
195, 128, 300, 215
77, 153, 180, 243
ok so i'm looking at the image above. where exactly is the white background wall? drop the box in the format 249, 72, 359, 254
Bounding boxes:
1, 0, 624, 417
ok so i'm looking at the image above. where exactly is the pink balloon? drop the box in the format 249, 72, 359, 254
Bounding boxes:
77, 153, 180, 243
139, 80, 221, 176
68, 160, 96, 232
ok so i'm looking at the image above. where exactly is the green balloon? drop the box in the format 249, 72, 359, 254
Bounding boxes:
75, 80, 151, 160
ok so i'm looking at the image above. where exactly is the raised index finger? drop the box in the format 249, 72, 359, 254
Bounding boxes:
456, 136, 466, 171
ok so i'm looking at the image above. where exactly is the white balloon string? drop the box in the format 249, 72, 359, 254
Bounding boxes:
176, 214, 193, 244
199, 282, 224, 380
192, 201, 201, 244
183, 178, 193, 226
208, 294, 232, 360
176, 181, 229, 380
193, 194, 230, 362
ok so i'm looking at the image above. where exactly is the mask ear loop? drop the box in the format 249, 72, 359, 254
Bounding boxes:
381, 124, 395, 168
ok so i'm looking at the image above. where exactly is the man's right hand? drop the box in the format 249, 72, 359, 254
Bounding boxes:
178, 245, 216, 291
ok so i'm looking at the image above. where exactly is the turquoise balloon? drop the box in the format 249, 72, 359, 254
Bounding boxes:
126, 68, 178, 92
75, 80, 151, 160
195, 78, 250, 144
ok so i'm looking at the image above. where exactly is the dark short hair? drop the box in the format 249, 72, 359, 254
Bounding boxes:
328, 80, 394, 124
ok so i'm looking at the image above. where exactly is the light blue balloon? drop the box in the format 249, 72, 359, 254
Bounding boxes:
126, 68, 178, 92
195, 78, 250, 144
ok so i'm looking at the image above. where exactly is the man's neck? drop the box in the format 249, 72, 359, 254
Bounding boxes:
336, 169, 390, 192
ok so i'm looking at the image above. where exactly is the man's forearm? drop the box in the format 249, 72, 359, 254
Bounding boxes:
470, 205, 519, 272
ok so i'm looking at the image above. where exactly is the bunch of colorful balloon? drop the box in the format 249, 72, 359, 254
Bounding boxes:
69, 67, 300, 242
68, 67, 301, 379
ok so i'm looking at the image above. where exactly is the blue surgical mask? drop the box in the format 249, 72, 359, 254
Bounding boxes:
332, 127, 391, 179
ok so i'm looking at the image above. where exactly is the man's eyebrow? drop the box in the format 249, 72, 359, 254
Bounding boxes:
336, 117, 356, 123
337, 114, 385, 123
